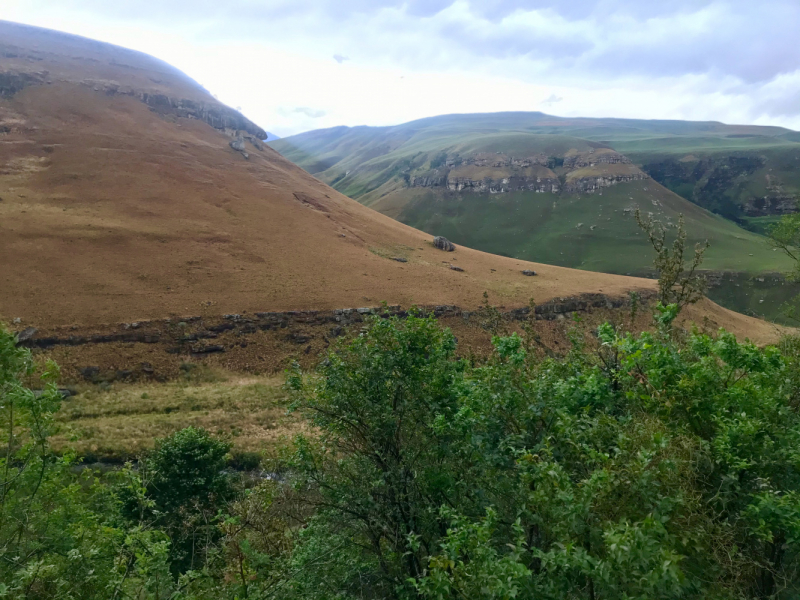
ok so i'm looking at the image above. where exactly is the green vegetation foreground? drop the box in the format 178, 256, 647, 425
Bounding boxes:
3, 301, 800, 598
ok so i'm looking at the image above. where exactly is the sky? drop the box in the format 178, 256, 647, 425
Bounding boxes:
4, 0, 800, 138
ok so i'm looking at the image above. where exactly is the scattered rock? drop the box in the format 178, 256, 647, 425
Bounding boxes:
12, 317, 21, 324
433, 236, 455, 252
522, 270, 537, 276
392, 257, 408, 263
449, 265, 464, 272
16, 327, 37, 342
286, 333, 311, 344
329, 326, 344, 337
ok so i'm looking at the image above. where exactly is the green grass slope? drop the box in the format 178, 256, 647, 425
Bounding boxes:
272, 113, 790, 272
271, 112, 799, 320
373, 180, 786, 275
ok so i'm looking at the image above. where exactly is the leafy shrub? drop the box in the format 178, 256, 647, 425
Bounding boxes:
281, 309, 800, 599
5, 304, 800, 599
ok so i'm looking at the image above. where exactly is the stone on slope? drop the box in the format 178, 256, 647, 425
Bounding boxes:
433, 236, 455, 252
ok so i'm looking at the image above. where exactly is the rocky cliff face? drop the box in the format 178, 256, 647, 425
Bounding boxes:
743, 195, 797, 216
563, 173, 649, 194
640, 153, 799, 220
411, 173, 560, 194
406, 149, 649, 196
563, 149, 631, 169
445, 153, 552, 169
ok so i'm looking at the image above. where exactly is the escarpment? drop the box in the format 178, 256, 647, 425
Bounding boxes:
743, 195, 797, 216
405, 148, 645, 196
563, 148, 632, 169
563, 171, 649, 194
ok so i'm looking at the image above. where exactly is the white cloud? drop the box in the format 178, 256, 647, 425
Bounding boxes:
541, 94, 563, 106
292, 107, 327, 118
3, 0, 800, 135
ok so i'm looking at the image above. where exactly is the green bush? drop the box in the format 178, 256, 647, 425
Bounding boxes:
5, 305, 800, 599
280, 309, 800, 599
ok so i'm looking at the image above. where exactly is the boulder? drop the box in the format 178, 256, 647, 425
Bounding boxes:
433, 236, 455, 252
449, 265, 464, 272
16, 327, 37, 342
229, 137, 246, 152
522, 270, 537, 276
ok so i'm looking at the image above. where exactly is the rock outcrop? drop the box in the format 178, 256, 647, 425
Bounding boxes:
743, 195, 797, 216
563, 149, 631, 169
433, 236, 456, 251
0, 69, 266, 140
405, 149, 650, 196
12, 292, 654, 383
107, 86, 267, 140
446, 153, 551, 169
563, 173, 649, 194
411, 173, 559, 194
444, 175, 560, 194
0, 70, 47, 97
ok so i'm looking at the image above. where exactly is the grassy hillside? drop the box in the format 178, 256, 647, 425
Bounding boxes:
5, 26, 685, 330
272, 112, 800, 321
272, 114, 794, 273
377, 181, 784, 275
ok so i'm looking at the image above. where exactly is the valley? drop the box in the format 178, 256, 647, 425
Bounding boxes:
3, 12, 800, 599
272, 113, 800, 321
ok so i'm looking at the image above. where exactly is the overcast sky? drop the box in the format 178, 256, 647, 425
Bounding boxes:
4, 0, 800, 137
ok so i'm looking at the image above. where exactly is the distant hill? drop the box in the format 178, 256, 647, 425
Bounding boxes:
271, 112, 800, 321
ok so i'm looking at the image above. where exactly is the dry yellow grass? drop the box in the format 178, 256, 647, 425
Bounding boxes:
52, 369, 303, 462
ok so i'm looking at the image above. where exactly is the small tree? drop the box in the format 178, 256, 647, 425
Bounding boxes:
768, 213, 800, 321
130, 426, 233, 575
768, 212, 800, 278
635, 209, 709, 312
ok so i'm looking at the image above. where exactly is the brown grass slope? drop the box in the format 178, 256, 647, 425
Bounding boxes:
0, 21, 782, 344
